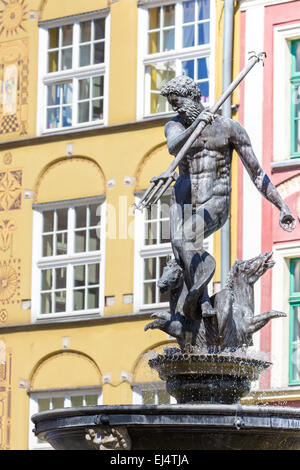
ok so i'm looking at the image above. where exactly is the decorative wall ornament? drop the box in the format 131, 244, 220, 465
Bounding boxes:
0, 169, 22, 211
3, 152, 12, 165
85, 427, 132, 450
0, 309, 7, 323
0, 38, 29, 135
0, 258, 20, 305
0, 0, 28, 37
0, 219, 16, 255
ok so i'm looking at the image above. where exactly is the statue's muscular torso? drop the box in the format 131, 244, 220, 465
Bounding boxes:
167, 115, 233, 207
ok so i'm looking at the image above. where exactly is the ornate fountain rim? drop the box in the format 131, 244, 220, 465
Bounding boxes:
149, 352, 271, 381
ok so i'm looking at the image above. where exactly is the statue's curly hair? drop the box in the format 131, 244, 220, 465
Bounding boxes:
160, 75, 202, 102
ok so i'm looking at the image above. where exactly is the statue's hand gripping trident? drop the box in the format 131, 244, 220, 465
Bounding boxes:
134, 52, 267, 211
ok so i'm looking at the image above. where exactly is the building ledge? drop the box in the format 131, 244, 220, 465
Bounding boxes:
0, 311, 153, 333
0, 115, 172, 151
241, 386, 300, 405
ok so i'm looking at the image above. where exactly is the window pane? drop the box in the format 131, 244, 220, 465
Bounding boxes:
145, 221, 157, 245
88, 264, 99, 285
198, 81, 209, 103
41, 292, 52, 314
62, 106, 72, 127
78, 102, 89, 123
88, 288, 99, 309
294, 260, 300, 292
71, 395, 83, 407
42, 269, 52, 291
55, 236, 66, 257
48, 51, 58, 73
42, 234, 53, 256
160, 196, 170, 218
157, 389, 170, 404
148, 31, 160, 54
144, 282, 156, 304
94, 42, 105, 64
62, 25, 73, 46
144, 258, 156, 280
150, 62, 176, 91
183, 25, 194, 48
295, 41, 300, 73
55, 267, 66, 289
80, 21, 91, 42
182, 59, 194, 79
90, 204, 100, 226
80, 44, 91, 67
52, 397, 65, 409
142, 390, 155, 404
56, 208, 68, 230
92, 99, 103, 121
163, 30, 175, 51
74, 265, 85, 287
88, 229, 100, 251
198, 57, 209, 80
294, 119, 300, 154
43, 211, 54, 232
149, 7, 160, 30
79, 79, 90, 100
61, 48, 72, 70
199, 0, 210, 20
160, 220, 170, 243
94, 19, 105, 40
92, 76, 103, 98
85, 394, 98, 406
75, 206, 87, 228
47, 107, 60, 129
183, 0, 195, 23
145, 204, 158, 221
62, 83, 72, 104
159, 256, 168, 278
292, 343, 300, 382
74, 289, 85, 310
198, 22, 210, 45
47, 85, 60, 106
38, 398, 50, 412
75, 230, 86, 252
150, 93, 167, 114
55, 290, 66, 312
163, 5, 175, 26
293, 305, 300, 342
49, 28, 59, 49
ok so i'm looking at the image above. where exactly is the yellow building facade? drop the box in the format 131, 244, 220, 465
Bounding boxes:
0, 0, 240, 449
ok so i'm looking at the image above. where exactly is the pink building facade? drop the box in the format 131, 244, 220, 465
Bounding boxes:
238, 0, 300, 404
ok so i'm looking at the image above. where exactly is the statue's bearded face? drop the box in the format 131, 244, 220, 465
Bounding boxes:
167, 93, 201, 125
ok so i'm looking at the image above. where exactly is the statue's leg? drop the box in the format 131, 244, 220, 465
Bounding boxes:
170, 198, 221, 319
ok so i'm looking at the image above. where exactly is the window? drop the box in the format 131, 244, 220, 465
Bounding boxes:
134, 194, 172, 310
29, 388, 102, 449
32, 198, 105, 320
134, 192, 214, 311
137, 0, 214, 117
38, 11, 109, 132
132, 384, 176, 405
291, 39, 300, 158
289, 258, 300, 384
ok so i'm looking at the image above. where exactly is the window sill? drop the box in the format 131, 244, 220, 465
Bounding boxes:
40, 121, 105, 137
34, 312, 103, 323
271, 158, 300, 171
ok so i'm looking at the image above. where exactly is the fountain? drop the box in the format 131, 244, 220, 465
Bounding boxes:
32, 61, 300, 450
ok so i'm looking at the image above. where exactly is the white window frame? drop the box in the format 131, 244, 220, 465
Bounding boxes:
37, 10, 110, 135
132, 382, 177, 404
271, 242, 300, 390
31, 197, 106, 322
136, 0, 216, 120
273, 23, 300, 163
28, 387, 103, 450
133, 193, 213, 312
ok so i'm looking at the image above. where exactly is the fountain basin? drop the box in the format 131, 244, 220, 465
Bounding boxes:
149, 351, 271, 404
32, 404, 300, 450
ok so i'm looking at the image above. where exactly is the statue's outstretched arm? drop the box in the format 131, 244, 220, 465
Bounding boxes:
232, 121, 296, 232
